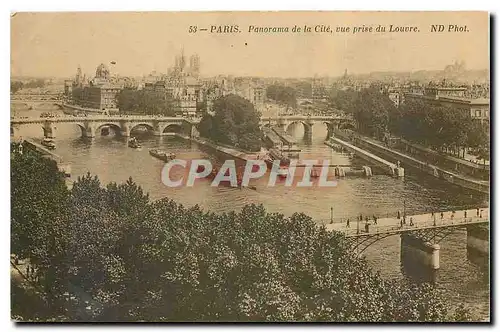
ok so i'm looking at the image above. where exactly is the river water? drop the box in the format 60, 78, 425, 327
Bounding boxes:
13, 106, 490, 320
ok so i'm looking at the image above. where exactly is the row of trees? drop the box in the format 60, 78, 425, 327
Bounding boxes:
198, 94, 263, 152
330, 87, 396, 139
11, 79, 46, 94
11, 144, 473, 322
266, 84, 297, 108
329, 87, 489, 159
391, 99, 489, 158
11, 81, 24, 94
116, 88, 176, 116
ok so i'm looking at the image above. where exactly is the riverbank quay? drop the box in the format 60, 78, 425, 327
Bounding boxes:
332, 130, 489, 195
325, 137, 404, 177
394, 138, 489, 180
171, 134, 350, 171
58, 102, 113, 116
165, 133, 259, 163
16, 138, 72, 178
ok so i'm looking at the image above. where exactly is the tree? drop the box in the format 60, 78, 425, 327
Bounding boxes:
396, 99, 489, 157
24, 79, 46, 89
116, 89, 175, 116
198, 94, 263, 152
266, 84, 297, 108
11, 81, 24, 94
11, 150, 476, 322
11, 143, 71, 314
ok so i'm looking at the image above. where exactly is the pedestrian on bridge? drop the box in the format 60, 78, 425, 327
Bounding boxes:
373, 215, 377, 225
346, 218, 350, 228
464, 210, 467, 220
480, 210, 483, 218
409, 217, 414, 226
397, 210, 401, 219
440, 211, 444, 220
477, 208, 480, 217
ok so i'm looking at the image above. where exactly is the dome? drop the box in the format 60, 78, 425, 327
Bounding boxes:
95, 63, 110, 79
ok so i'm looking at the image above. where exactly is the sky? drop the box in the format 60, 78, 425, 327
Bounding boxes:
11, 11, 489, 78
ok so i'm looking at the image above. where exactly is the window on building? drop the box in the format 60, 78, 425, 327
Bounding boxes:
475, 110, 482, 118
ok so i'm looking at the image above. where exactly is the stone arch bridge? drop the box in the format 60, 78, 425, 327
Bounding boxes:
10, 115, 201, 139
11, 99, 63, 110
10, 114, 355, 140
260, 115, 356, 139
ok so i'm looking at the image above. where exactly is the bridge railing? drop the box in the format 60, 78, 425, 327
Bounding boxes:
329, 216, 488, 237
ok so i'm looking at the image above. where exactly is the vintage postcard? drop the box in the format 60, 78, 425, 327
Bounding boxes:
10, 11, 490, 322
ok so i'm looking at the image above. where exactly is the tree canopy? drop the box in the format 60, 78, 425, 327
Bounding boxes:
266, 84, 297, 108
330, 87, 395, 139
393, 99, 489, 158
116, 88, 175, 116
198, 94, 263, 152
11, 81, 24, 94
11, 145, 474, 322
329, 87, 489, 159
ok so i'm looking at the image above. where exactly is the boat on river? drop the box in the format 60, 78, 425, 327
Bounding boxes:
41, 137, 56, 150
128, 137, 141, 149
149, 149, 176, 162
264, 148, 291, 168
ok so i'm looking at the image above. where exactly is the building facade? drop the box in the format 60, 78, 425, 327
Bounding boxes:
404, 86, 489, 124
143, 50, 203, 116
70, 63, 123, 112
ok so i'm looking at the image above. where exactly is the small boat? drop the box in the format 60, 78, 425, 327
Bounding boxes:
41, 138, 56, 150
128, 138, 141, 149
149, 149, 176, 162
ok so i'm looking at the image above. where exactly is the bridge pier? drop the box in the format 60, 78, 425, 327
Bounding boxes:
401, 233, 440, 270
190, 124, 200, 138
466, 224, 489, 257
81, 124, 95, 138
42, 121, 56, 139
303, 124, 313, 141
120, 123, 130, 137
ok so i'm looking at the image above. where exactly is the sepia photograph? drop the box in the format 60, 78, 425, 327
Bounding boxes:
9, 11, 490, 322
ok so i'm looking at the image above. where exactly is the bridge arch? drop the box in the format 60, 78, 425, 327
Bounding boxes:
73, 123, 87, 137
284, 121, 311, 136
162, 123, 186, 135
129, 123, 155, 135
95, 123, 123, 136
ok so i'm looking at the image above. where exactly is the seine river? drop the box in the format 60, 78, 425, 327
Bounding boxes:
13, 106, 490, 320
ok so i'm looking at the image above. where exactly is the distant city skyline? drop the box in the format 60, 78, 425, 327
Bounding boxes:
11, 12, 489, 78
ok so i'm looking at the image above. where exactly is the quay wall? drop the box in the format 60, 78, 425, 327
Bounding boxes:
396, 138, 489, 180
325, 137, 403, 177
333, 130, 489, 194
22, 139, 72, 177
